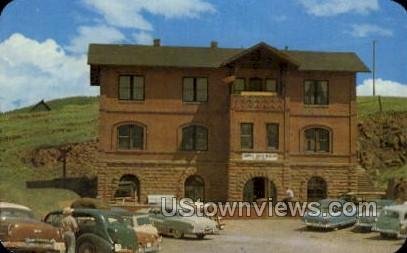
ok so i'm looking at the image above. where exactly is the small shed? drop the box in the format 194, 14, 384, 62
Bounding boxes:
31, 100, 51, 112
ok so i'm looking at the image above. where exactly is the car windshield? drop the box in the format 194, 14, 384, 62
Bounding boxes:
135, 216, 151, 225
105, 214, 126, 225
0, 208, 34, 220
381, 210, 399, 219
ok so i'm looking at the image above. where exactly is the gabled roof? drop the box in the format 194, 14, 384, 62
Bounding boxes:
220, 42, 300, 67
88, 42, 370, 72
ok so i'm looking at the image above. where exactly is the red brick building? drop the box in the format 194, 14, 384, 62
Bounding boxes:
88, 40, 369, 203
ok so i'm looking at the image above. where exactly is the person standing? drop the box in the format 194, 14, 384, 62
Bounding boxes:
61, 207, 78, 253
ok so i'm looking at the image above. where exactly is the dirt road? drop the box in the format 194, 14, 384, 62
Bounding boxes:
160, 218, 403, 253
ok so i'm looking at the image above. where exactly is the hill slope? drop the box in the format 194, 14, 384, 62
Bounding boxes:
0, 96, 406, 215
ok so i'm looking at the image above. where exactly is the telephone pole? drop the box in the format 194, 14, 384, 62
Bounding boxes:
372, 40, 377, 96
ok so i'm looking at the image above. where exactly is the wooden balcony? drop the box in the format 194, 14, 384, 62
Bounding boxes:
230, 92, 285, 112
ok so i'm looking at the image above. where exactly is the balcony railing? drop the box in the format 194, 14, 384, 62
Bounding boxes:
230, 92, 284, 112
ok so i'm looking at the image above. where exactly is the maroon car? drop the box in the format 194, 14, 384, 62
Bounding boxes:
0, 202, 65, 253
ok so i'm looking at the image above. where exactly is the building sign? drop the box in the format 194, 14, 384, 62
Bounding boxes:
241, 153, 278, 161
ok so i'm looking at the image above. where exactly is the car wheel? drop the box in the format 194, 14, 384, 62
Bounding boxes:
78, 241, 97, 253
196, 233, 205, 239
173, 229, 184, 239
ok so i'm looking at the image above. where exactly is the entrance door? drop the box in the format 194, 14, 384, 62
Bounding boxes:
243, 177, 277, 202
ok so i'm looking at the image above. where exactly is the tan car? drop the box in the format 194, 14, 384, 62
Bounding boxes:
0, 202, 65, 253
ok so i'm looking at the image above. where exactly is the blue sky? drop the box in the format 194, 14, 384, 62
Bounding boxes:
0, 0, 406, 111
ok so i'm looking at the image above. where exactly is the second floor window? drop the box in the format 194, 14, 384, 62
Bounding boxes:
183, 77, 208, 102
304, 80, 328, 105
304, 128, 330, 153
232, 78, 277, 94
181, 125, 208, 151
266, 123, 279, 150
117, 124, 144, 150
119, 75, 144, 101
240, 123, 253, 149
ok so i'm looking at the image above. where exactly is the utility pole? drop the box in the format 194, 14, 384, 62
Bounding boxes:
372, 40, 377, 96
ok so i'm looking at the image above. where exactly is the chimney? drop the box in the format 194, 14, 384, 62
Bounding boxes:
210, 41, 218, 48
153, 39, 161, 47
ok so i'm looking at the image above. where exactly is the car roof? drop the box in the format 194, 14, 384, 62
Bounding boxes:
383, 204, 407, 213
0, 202, 32, 211
49, 208, 122, 217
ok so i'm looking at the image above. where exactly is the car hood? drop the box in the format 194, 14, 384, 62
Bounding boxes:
134, 224, 158, 236
2, 218, 62, 242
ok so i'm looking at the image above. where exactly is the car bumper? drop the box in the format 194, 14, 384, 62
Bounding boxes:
192, 227, 217, 235
355, 222, 373, 229
3, 241, 65, 253
372, 228, 407, 238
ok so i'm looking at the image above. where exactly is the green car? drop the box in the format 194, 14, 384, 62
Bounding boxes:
303, 199, 357, 230
355, 199, 395, 231
373, 204, 407, 239
44, 208, 138, 253
138, 207, 217, 239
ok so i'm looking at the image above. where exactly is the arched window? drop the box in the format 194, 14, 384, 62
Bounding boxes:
117, 124, 144, 150
307, 177, 327, 201
304, 128, 330, 152
181, 125, 208, 151
184, 176, 205, 201
114, 175, 140, 202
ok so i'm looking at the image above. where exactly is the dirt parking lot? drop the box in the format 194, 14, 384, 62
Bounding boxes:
160, 218, 404, 253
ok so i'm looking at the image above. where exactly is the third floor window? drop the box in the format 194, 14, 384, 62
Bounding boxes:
119, 75, 144, 101
183, 77, 208, 102
304, 80, 328, 105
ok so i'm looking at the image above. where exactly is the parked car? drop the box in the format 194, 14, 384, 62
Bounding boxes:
355, 199, 395, 231
0, 202, 65, 253
339, 191, 386, 203
44, 208, 138, 253
138, 207, 217, 239
112, 208, 161, 252
303, 199, 357, 230
373, 204, 407, 239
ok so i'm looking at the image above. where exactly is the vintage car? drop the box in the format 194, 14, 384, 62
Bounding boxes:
138, 207, 217, 239
112, 209, 161, 252
44, 208, 138, 253
355, 199, 395, 231
303, 199, 357, 230
0, 202, 65, 253
373, 204, 407, 239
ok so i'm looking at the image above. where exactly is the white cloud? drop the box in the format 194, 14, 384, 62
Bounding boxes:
297, 0, 379, 17
133, 32, 154, 45
82, 0, 215, 30
347, 24, 393, 38
357, 78, 407, 97
66, 25, 126, 54
0, 33, 97, 112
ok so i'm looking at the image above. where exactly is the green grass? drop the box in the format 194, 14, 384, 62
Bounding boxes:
357, 96, 407, 118
0, 96, 99, 217
0, 95, 406, 216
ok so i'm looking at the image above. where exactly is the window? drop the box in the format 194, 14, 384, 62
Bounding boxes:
304, 80, 328, 105
232, 78, 245, 94
184, 176, 205, 201
183, 77, 208, 102
232, 78, 277, 94
240, 123, 253, 149
114, 175, 140, 202
304, 128, 330, 152
181, 125, 208, 151
248, 78, 263, 91
119, 75, 144, 100
266, 123, 279, 150
265, 79, 277, 92
117, 124, 144, 150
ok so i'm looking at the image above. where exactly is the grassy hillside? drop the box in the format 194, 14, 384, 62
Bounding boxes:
0, 95, 406, 215
0, 96, 98, 216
